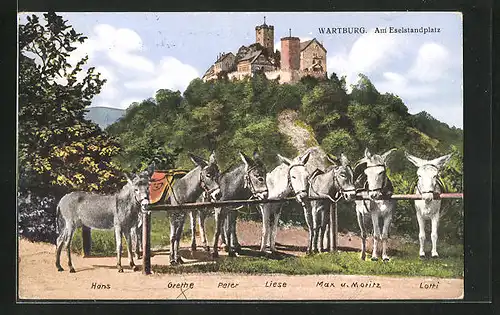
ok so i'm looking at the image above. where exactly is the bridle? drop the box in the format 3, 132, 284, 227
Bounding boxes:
199, 167, 220, 200
287, 163, 309, 198
363, 164, 389, 194
243, 165, 268, 198
416, 164, 441, 195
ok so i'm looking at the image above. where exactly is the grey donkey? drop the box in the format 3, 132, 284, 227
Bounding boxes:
210, 151, 268, 258
405, 152, 453, 258
55, 163, 155, 273
167, 152, 221, 265
258, 151, 312, 253
354, 148, 397, 262
307, 153, 356, 253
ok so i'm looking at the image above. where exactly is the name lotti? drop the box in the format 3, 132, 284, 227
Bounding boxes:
91, 282, 111, 289
420, 281, 439, 289
265, 281, 287, 288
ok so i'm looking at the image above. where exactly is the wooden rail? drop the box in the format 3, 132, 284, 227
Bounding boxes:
140, 192, 463, 275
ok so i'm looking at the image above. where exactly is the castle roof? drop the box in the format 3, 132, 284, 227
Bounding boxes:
215, 52, 235, 63
300, 38, 327, 52
239, 50, 262, 63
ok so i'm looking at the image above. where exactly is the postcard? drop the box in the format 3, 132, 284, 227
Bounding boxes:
17, 11, 464, 301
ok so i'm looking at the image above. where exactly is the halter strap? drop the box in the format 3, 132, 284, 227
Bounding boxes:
287, 163, 308, 197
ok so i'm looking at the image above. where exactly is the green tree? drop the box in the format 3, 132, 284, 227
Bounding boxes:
18, 12, 123, 242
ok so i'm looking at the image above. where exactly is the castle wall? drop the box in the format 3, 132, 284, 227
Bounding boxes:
300, 42, 326, 71
280, 37, 300, 71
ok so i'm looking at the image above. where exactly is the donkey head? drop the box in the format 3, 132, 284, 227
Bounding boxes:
126, 162, 155, 208
405, 152, 452, 202
278, 151, 311, 205
327, 153, 356, 201
189, 151, 222, 201
356, 148, 396, 200
240, 150, 268, 200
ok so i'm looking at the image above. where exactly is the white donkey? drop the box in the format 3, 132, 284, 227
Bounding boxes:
405, 152, 453, 258
354, 148, 397, 262
259, 151, 311, 253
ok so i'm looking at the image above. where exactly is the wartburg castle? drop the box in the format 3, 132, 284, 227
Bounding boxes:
202, 17, 327, 84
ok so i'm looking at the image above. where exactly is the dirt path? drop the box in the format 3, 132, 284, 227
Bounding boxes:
18, 222, 463, 300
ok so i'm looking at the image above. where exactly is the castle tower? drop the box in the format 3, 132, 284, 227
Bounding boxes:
255, 16, 274, 54
280, 30, 301, 83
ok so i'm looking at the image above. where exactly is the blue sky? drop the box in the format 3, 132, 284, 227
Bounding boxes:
18, 12, 463, 128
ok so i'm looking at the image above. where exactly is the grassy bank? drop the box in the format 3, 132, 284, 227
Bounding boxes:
152, 243, 463, 278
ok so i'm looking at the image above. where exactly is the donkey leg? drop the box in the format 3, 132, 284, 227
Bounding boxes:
371, 214, 381, 261
430, 213, 440, 258
302, 205, 314, 255
356, 211, 367, 260
55, 229, 67, 272
199, 210, 210, 252
114, 227, 124, 272
169, 218, 177, 265
175, 216, 185, 264
190, 211, 197, 252
212, 209, 223, 258
381, 214, 393, 262
125, 231, 139, 271
230, 210, 241, 251
416, 211, 426, 258
260, 206, 270, 252
270, 209, 282, 253
226, 212, 236, 257
311, 206, 322, 254
319, 206, 328, 252
64, 225, 76, 273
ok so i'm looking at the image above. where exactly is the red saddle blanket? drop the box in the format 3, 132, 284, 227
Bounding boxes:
149, 169, 189, 204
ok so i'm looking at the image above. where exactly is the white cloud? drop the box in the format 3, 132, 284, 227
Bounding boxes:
375, 71, 437, 99
327, 28, 407, 89
124, 56, 199, 93
408, 42, 451, 82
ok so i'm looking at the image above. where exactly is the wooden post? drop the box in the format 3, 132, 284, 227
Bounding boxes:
142, 211, 151, 275
82, 226, 91, 257
329, 202, 338, 252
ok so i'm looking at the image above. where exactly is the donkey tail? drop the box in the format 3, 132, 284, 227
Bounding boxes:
55, 204, 64, 236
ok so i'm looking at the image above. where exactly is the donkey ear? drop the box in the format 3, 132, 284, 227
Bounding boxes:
277, 154, 292, 166
124, 173, 133, 185
339, 153, 350, 166
208, 151, 217, 164
431, 153, 453, 170
381, 148, 397, 163
239, 151, 254, 169
326, 154, 339, 165
405, 151, 425, 168
146, 162, 155, 176
253, 149, 261, 160
188, 153, 208, 168
364, 148, 372, 159
299, 151, 311, 165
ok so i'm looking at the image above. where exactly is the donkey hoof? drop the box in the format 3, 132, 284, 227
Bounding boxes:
360, 255, 366, 261
420, 255, 426, 259
133, 265, 139, 272
223, 245, 230, 252
118, 267, 124, 273
383, 257, 390, 262
57, 266, 64, 272
431, 254, 439, 259
176, 257, 184, 264
69, 267, 76, 273
371, 257, 379, 262
228, 251, 237, 258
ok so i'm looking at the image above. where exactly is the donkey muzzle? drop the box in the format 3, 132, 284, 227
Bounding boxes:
369, 190, 382, 200
343, 190, 356, 201
211, 188, 222, 201
140, 199, 150, 208
256, 190, 268, 200
421, 192, 435, 202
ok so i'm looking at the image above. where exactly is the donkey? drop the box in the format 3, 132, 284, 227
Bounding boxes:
55, 163, 155, 273
167, 152, 221, 265
354, 148, 397, 262
405, 152, 453, 258
308, 153, 356, 253
258, 151, 312, 253
204, 151, 269, 258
